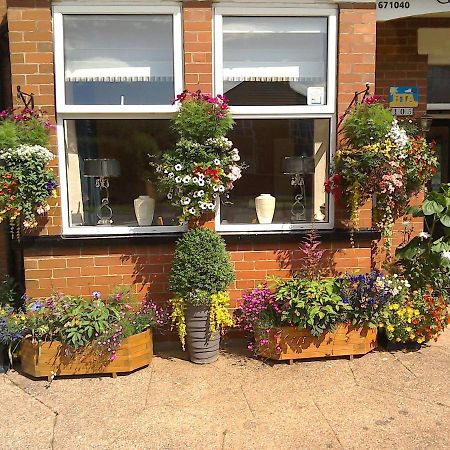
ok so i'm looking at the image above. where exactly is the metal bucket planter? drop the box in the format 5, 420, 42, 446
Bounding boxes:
185, 304, 220, 364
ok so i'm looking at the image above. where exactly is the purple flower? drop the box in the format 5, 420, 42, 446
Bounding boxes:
46, 180, 57, 192
92, 291, 101, 299
30, 301, 42, 312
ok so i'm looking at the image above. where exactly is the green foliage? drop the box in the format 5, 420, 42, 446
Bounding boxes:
343, 103, 394, 148
0, 120, 20, 150
169, 228, 235, 305
22, 287, 166, 361
173, 97, 234, 143
396, 184, 450, 301
0, 276, 21, 308
274, 278, 351, 337
57, 297, 114, 349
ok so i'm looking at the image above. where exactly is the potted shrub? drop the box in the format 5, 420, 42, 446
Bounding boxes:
326, 97, 438, 253
19, 287, 166, 380
234, 232, 382, 361
152, 90, 244, 224
0, 108, 57, 236
169, 227, 234, 363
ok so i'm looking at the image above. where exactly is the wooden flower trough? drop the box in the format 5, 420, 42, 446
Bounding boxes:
257, 324, 377, 363
21, 330, 153, 380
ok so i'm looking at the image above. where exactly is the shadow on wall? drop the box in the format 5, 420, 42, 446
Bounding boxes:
119, 248, 174, 303
275, 245, 338, 279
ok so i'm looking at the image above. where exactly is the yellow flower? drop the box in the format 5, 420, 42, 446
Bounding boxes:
405, 327, 412, 332
397, 310, 405, 317
389, 304, 399, 311
387, 324, 395, 332
396, 338, 401, 342
414, 310, 420, 316
417, 337, 425, 344
409, 333, 415, 340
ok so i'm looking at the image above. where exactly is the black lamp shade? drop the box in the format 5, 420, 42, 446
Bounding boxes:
283, 156, 315, 175
83, 159, 121, 178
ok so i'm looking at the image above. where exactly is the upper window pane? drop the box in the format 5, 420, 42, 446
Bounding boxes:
222, 17, 328, 106
428, 66, 450, 104
63, 15, 174, 105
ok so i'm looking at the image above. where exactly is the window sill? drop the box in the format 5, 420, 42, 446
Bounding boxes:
17, 228, 381, 248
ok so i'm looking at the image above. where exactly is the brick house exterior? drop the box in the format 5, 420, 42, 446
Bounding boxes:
1, 0, 443, 307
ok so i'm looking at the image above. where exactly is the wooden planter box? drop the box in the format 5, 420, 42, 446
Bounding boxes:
257, 324, 377, 362
21, 330, 153, 380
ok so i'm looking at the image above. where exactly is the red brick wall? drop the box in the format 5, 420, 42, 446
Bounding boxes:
7, 1, 377, 307
376, 17, 450, 117
183, 1, 212, 93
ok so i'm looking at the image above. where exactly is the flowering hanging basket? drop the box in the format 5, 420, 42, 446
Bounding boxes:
21, 330, 153, 380
256, 324, 377, 362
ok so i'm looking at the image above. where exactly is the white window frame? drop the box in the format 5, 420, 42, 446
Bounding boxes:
53, 3, 186, 236
213, 5, 337, 233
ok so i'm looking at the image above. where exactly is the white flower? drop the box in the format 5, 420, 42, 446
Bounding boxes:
199, 202, 207, 210
228, 165, 242, 181
197, 190, 204, 197
392, 288, 399, 297
442, 251, 450, 260
180, 197, 191, 206
213, 185, 219, 192
198, 179, 205, 187
231, 148, 240, 161
0, 144, 54, 164
214, 159, 221, 166
167, 193, 173, 200
207, 203, 215, 210
419, 232, 431, 239
404, 280, 411, 288
182, 175, 191, 183
218, 185, 225, 193
198, 173, 205, 180
192, 177, 199, 184
175, 177, 182, 184
188, 207, 196, 215
174, 164, 182, 171
163, 169, 168, 174
168, 172, 174, 178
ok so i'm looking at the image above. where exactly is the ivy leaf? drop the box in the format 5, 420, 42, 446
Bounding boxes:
422, 192, 445, 216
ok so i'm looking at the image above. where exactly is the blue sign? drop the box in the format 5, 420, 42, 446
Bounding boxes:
389, 86, 419, 108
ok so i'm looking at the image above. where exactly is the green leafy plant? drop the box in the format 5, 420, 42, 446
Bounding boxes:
169, 228, 235, 304
0, 108, 57, 233
342, 102, 394, 148
274, 278, 351, 337
0, 108, 51, 149
169, 228, 235, 347
0, 275, 21, 308
396, 184, 450, 301
22, 287, 167, 362
328, 98, 437, 254
152, 91, 244, 223
380, 288, 449, 344
173, 91, 234, 143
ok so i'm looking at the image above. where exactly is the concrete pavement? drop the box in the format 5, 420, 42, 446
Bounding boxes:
1, 330, 449, 450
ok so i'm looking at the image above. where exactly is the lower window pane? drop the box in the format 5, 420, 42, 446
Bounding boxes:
64, 119, 178, 228
221, 118, 330, 225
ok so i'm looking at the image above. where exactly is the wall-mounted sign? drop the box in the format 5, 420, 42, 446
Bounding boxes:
389, 86, 419, 108
377, 0, 450, 22
391, 107, 414, 116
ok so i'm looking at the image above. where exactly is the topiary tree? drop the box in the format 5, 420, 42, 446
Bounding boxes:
169, 227, 235, 305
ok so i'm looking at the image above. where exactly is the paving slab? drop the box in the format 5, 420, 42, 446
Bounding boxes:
1, 328, 449, 450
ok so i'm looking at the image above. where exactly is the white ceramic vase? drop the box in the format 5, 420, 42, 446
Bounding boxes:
134, 195, 155, 226
255, 194, 276, 224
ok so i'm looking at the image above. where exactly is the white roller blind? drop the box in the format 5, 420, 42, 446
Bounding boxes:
64, 15, 174, 83
223, 16, 327, 83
